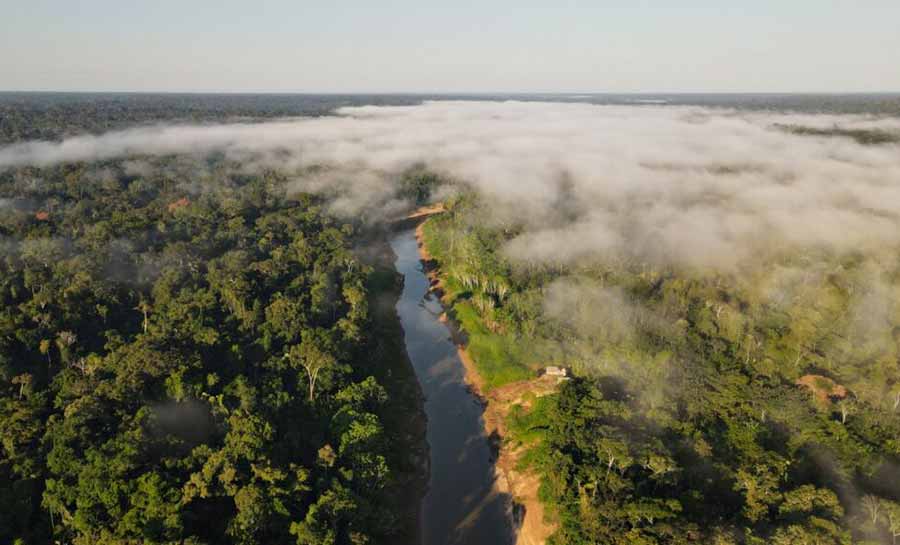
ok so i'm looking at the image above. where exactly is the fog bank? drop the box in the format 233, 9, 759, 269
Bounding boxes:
2, 101, 899, 270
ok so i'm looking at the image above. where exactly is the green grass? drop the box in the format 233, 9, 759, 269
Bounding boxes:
508, 393, 556, 444
454, 302, 532, 389
507, 394, 557, 472
422, 217, 535, 390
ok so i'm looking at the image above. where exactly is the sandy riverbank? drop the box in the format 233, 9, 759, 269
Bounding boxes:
414, 220, 556, 545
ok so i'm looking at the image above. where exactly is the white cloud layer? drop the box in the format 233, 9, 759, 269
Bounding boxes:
2, 101, 899, 270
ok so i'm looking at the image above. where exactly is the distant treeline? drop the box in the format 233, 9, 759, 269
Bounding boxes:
0, 93, 430, 145
773, 123, 900, 145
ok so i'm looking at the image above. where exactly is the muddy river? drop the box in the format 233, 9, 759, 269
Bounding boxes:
391, 230, 514, 545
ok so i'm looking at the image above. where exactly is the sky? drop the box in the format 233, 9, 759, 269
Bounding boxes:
1, 0, 899, 93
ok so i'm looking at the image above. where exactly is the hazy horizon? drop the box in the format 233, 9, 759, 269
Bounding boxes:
4, 91, 900, 96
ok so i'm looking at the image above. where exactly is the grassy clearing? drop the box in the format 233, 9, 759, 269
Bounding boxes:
454, 302, 533, 389
508, 393, 556, 444
422, 218, 533, 390
507, 393, 557, 473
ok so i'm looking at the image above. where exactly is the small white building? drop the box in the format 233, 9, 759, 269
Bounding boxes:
545, 366, 568, 378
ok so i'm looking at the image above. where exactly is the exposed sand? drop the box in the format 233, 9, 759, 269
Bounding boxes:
406, 202, 446, 222
415, 218, 556, 545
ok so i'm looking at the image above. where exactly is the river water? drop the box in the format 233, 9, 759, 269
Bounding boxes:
391, 230, 514, 545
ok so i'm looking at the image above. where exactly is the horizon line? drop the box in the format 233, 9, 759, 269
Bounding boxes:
2, 90, 900, 97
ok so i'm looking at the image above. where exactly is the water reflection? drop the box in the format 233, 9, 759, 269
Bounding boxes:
391, 230, 515, 545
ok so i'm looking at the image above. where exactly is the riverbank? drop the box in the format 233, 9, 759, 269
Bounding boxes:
391, 227, 514, 544
359, 229, 429, 545
414, 220, 557, 545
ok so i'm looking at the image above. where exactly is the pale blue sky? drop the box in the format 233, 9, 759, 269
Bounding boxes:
2, 0, 899, 93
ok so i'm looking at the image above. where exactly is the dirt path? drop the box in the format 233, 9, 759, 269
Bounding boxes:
415, 220, 557, 545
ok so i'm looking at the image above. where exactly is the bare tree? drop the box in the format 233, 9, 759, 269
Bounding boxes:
890, 510, 900, 545
837, 397, 855, 425
135, 299, 152, 333
288, 332, 337, 402
11, 374, 32, 399
71, 357, 96, 377
863, 495, 881, 526
56, 331, 77, 364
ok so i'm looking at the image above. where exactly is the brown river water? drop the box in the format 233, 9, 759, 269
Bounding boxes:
391, 230, 514, 545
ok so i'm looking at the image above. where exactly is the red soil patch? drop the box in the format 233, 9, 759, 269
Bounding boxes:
796, 374, 848, 403
168, 197, 191, 212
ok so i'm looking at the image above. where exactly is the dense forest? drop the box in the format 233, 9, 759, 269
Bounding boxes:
0, 147, 426, 544
423, 193, 900, 545
3, 93, 900, 545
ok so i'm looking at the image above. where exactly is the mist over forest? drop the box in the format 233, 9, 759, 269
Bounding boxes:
4, 100, 900, 269
2, 94, 900, 545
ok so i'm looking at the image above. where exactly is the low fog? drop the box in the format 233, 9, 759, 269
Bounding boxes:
1, 101, 899, 271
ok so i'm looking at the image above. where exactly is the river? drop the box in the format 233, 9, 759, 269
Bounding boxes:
390, 230, 514, 545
